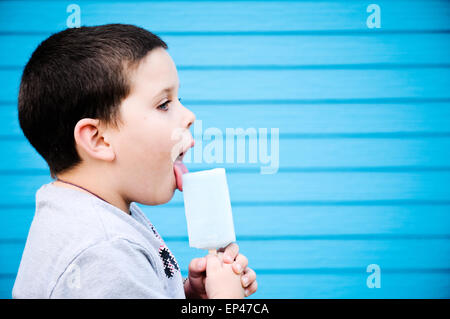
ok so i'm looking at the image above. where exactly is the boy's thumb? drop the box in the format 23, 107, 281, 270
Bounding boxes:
196, 257, 206, 271
188, 257, 206, 277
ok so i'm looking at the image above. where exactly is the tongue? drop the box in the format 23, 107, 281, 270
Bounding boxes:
173, 160, 189, 191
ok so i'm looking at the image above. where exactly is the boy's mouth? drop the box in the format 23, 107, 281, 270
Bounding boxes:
173, 140, 194, 191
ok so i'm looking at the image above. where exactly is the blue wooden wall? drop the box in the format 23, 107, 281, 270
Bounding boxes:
1, 0, 450, 298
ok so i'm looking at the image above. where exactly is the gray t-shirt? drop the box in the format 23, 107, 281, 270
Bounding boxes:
12, 182, 185, 298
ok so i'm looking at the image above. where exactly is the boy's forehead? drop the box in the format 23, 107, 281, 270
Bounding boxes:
130, 48, 179, 96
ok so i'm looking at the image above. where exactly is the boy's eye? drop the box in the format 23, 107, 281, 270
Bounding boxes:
157, 100, 170, 111
157, 98, 182, 111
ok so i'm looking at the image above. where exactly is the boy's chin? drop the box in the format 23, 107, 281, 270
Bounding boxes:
158, 189, 177, 205
141, 185, 177, 206
140, 191, 175, 206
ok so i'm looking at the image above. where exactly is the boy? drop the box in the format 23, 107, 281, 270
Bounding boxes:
13, 24, 257, 298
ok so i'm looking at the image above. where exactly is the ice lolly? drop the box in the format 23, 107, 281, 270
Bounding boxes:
182, 168, 236, 250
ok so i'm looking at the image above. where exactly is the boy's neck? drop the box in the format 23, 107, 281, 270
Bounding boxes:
52, 174, 131, 215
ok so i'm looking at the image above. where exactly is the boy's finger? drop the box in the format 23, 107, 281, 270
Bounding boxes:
241, 267, 256, 288
232, 254, 248, 274
223, 243, 239, 263
244, 281, 258, 297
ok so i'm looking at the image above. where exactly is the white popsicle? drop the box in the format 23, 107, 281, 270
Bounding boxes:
182, 168, 236, 250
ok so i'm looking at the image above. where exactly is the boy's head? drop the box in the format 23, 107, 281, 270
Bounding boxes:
18, 24, 195, 206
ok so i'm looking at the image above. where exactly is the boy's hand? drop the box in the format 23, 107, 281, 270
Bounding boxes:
184, 243, 258, 299
204, 252, 245, 299
219, 243, 258, 297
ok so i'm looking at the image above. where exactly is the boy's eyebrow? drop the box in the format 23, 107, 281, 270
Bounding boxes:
155, 83, 180, 96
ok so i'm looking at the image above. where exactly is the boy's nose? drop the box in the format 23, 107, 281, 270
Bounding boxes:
184, 108, 196, 148
184, 106, 196, 129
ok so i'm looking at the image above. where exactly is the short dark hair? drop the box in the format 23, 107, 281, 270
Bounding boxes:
18, 24, 168, 178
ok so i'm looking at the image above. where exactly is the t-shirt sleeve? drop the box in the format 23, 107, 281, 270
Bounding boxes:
49, 237, 169, 298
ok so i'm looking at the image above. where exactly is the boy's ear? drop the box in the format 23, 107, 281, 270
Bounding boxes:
74, 118, 115, 162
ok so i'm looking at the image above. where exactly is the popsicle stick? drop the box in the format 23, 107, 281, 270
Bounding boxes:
208, 249, 217, 255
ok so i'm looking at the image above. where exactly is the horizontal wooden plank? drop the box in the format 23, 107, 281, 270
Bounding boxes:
2, 137, 450, 171
180, 69, 450, 100
0, 1, 449, 32
3, 103, 450, 136
254, 272, 450, 298
139, 204, 450, 239
2, 34, 450, 67
2, 204, 450, 240
103, 238, 450, 270
188, 103, 450, 134
3, 69, 450, 101
1, 272, 449, 299
0, 171, 449, 205
2, 238, 450, 275
169, 33, 450, 66
191, 171, 450, 202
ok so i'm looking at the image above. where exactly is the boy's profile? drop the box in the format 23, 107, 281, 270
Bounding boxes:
13, 24, 257, 298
